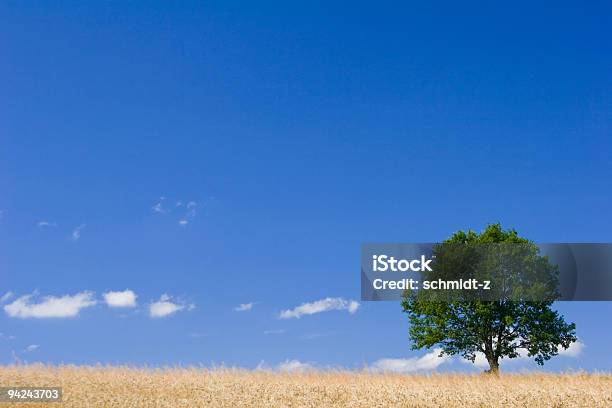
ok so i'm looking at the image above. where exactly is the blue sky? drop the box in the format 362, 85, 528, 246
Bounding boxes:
0, 1, 611, 372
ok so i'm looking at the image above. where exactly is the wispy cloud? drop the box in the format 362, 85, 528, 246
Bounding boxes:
71, 224, 86, 241
263, 329, 286, 335
37, 221, 58, 228
371, 348, 449, 373
152, 197, 167, 213
152, 197, 198, 226
279, 297, 360, 319
4, 292, 97, 319
149, 294, 194, 318
24, 344, 39, 353
234, 302, 255, 312
103, 290, 137, 308
0, 291, 14, 303
178, 201, 197, 226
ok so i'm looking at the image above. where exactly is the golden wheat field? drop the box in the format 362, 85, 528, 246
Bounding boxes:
0, 366, 611, 407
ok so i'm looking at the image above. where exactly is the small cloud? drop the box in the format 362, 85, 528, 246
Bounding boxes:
4, 292, 96, 319
279, 297, 360, 319
152, 197, 167, 214
0, 291, 14, 303
103, 290, 137, 308
153, 197, 198, 225
0, 333, 16, 341
263, 329, 286, 335
277, 359, 315, 372
24, 344, 39, 353
371, 348, 449, 373
71, 224, 86, 241
37, 221, 57, 228
149, 294, 193, 318
183, 201, 197, 221
234, 302, 255, 312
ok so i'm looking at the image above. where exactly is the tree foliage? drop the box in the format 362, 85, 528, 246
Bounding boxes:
401, 224, 576, 373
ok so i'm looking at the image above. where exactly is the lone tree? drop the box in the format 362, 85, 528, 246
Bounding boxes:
402, 224, 576, 374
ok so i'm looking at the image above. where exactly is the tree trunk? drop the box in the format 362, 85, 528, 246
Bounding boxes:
485, 358, 499, 375
484, 337, 500, 375
485, 356, 500, 375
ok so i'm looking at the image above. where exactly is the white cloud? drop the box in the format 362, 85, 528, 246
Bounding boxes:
25, 344, 39, 353
371, 348, 449, 373
279, 297, 360, 319
149, 294, 193, 318
234, 302, 254, 312
4, 292, 96, 319
263, 329, 286, 335
37, 221, 57, 228
71, 224, 86, 241
460, 352, 490, 368
153, 197, 198, 225
277, 359, 315, 372
0, 291, 14, 303
559, 340, 585, 357
103, 290, 137, 308
152, 197, 167, 213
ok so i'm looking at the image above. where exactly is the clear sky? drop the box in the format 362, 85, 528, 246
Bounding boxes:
1, 2, 611, 372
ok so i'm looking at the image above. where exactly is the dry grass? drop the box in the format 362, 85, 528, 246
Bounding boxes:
1, 365, 611, 407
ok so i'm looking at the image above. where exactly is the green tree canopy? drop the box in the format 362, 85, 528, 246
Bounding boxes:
401, 224, 576, 374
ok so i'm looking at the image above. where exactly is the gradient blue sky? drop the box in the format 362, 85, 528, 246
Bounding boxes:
1, 1, 611, 372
